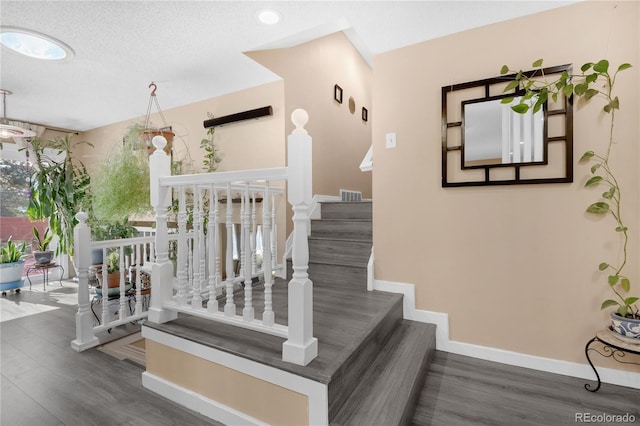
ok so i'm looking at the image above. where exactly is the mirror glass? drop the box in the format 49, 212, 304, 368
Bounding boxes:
462, 96, 544, 168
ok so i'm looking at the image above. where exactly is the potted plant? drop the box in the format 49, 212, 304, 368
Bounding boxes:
95, 250, 125, 297
32, 226, 54, 265
500, 59, 638, 341
26, 134, 93, 257
0, 237, 27, 293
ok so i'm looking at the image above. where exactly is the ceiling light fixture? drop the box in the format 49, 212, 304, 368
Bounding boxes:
0, 26, 74, 61
0, 89, 36, 140
258, 9, 282, 25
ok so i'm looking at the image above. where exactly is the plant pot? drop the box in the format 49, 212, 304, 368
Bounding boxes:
33, 250, 54, 265
0, 261, 25, 291
610, 312, 640, 342
96, 271, 121, 289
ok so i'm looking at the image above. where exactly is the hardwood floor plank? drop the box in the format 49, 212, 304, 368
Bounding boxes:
1, 374, 63, 426
412, 351, 640, 426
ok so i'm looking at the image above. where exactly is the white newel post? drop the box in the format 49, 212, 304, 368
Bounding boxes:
282, 109, 318, 365
148, 136, 177, 324
71, 211, 99, 351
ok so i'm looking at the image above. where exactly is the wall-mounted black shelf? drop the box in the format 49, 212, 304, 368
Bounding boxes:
203, 105, 273, 129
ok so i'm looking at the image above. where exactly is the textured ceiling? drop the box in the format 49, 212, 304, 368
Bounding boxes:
0, 0, 575, 132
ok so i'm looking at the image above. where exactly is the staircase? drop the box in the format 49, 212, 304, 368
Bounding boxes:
309, 201, 437, 426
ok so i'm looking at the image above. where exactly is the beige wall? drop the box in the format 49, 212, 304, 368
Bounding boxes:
247, 31, 373, 200
79, 80, 285, 173
146, 340, 309, 425
373, 0, 639, 368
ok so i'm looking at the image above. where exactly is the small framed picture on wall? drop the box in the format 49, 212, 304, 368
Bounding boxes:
362, 107, 368, 122
334, 84, 343, 104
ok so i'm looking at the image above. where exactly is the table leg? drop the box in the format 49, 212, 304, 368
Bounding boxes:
584, 337, 601, 392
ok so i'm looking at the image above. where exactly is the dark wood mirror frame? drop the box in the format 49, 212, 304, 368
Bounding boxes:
441, 64, 573, 187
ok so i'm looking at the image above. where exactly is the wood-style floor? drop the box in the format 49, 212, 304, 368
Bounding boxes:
2, 280, 639, 426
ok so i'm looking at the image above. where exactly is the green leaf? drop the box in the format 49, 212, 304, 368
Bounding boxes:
615, 226, 628, 232
500, 65, 509, 75
602, 187, 615, 199
617, 63, 632, 72
580, 62, 593, 72
574, 83, 588, 96
625, 296, 639, 304
501, 97, 514, 104
621, 278, 631, 292
585, 176, 603, 186
618, 306, 628, 316
551, 93, 558, 103
585, 73, 598, 84
586, 202, 609, 214
598, 262, 609, 271
590, 164, 601, 174
532, 59, 543, 67
601, 299, 619, 309
608, 275, 620, 286
523, 91, 534, 100
585, 89, 599, 100
608, 97, 620, 110
604, 104, 612, 113
580, 151, 595, 161
511, 103, 529, 114
593, 59, 609, 73
504, 80, 519, 91
562, 84, 574, 98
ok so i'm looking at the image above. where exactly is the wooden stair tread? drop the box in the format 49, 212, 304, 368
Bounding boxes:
331, 321, 437, 426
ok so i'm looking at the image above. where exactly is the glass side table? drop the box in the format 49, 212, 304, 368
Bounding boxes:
584, 328, 640, 392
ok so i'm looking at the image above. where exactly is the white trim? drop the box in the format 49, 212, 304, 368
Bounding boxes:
142, 373, 267, 426
142, 326, 329, 425
359, 145, 373, 172
373, 278, 640, 390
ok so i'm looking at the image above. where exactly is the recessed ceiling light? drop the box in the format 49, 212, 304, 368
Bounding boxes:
0, 26, 74, 61
258, 9, 282, 25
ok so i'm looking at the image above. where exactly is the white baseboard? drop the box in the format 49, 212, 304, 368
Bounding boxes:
373, 279, 640, 390
143, 372, 266, 426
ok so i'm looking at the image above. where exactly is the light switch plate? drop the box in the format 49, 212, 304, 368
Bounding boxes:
386, 132, 396, 149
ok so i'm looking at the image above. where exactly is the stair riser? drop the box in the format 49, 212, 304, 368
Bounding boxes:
308, 263, 367, 288
321, 202, 372, 220
309, 239, 372, 268
328, 295, 404, 419
331, 321, 437, 426
311, 220, 372, 241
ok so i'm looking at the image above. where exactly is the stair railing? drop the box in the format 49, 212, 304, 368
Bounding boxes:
147, 109, 317, 366
71, 222, 155, 352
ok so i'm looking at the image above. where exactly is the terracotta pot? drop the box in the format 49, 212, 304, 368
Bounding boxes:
96, 271, 121, 288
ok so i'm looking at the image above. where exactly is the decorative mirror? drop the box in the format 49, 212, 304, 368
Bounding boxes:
441, 64, 573, 187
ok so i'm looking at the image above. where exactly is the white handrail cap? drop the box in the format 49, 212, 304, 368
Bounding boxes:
291, 109, 309, 135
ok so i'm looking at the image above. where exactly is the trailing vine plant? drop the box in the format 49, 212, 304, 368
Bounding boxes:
500, 59, 637, 318
200, 113, 222, 173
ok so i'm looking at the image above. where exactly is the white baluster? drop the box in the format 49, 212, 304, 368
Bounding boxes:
71, 211, 99, 351
101, 247, 109, 325
271, 193, 277, 270
176, 186, 188, 305
192, 185, 203, 309
214, 189, 221, 289
207, 185, 218, 313
251, 191, 257, 276
243, 183, 254, 322
283, 109, 318, 365
134, 244, 143, 316
224, 183, 235, 316
118, 245, 128, 321
262, 183, 274, 327
239, 189, 245, 281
